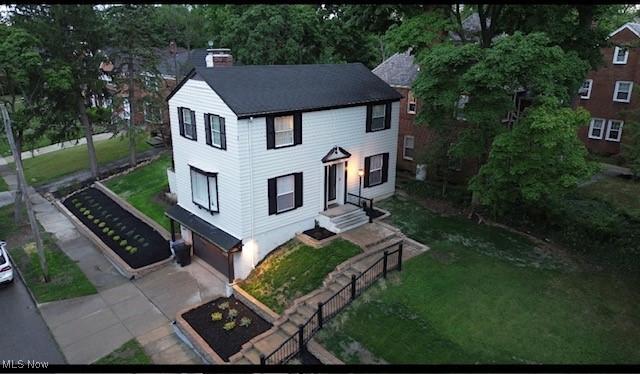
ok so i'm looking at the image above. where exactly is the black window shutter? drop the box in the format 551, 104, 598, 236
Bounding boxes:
220, 117, 227, 150
266, 116, 275, 149
363, 156, 371, 187
382, 153, 389, 183
293, 113, 302, 145
365, 105, 372, 133
384, 103, 392, 129
204, 114, 212, 145
294, 172, 303, 208
267, 177, 277, 215
178, 107, 185, 136
190, 110, 197, 140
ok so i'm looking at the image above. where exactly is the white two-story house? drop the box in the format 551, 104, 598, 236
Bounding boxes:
165, 48, 401, 287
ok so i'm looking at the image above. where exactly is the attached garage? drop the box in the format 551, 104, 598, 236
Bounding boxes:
165, 205, 242, 282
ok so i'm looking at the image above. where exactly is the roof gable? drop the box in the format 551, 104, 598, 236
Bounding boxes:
373, 50, 419, 87
609, 22, 640, 39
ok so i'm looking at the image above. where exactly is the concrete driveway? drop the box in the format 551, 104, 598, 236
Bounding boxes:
0, 275, 65, 363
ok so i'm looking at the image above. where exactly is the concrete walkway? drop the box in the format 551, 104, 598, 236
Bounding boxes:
0, 159, 226, 364
0, 132, 113, 165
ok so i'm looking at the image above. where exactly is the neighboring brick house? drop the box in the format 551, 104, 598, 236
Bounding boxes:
576, 22, 640, 155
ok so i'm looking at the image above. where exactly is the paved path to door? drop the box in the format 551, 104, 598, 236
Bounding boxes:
0, 157, 226, 365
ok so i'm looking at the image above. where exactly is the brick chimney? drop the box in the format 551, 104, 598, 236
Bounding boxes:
205, 43, 233, 68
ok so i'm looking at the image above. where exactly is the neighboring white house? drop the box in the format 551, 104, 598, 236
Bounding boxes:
165, 48, 402, 289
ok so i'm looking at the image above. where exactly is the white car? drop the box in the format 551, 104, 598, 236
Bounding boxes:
0, 241, 14, 284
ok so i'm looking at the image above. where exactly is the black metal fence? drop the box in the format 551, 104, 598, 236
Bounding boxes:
346, 193, 374, 223
260, 241, 403, 365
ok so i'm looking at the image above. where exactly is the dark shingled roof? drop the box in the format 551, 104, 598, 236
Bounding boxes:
184, 49, 401, 118
372, 50, 419, 87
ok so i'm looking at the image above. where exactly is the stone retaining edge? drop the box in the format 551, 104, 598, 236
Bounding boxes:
295, 231, 339, 248
308, 338, 344, 364
53, 198, 172, 279
231, 284, 280, 323
94, 182, 171, 241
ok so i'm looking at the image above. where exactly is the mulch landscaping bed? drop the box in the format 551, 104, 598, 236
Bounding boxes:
365, 207, 386, 219
303, 226, 336, 241
62, 187, 170, 269
181, 296, 272, 362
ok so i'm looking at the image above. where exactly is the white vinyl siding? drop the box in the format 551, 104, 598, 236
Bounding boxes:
605, 120, 623, 142
613, 81, 633, 103
403, 135, 415, 160
580, 79, 593, 99
588, 118, 605, 139
371, 104, 386, 131
274, 115, 294, 147
613, 46, 629, 64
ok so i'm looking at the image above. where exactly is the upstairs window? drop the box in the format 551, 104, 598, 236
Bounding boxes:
204, 113, 227, 150
178, 107, 197, 140
366, 102, 392, 132
190, 167, 218, 212
588, 118, 605, 139
579, 79, 593, 100
605, 120, 623, 142
266, 113, 302, 149
613, 46, 629, 64
613, 81, 633, 103
407, 91, 417, 114
364, 153, 389, 187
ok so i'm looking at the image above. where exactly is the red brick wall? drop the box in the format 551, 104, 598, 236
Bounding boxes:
576, 27, 639, 155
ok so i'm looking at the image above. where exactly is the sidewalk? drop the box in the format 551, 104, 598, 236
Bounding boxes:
0, 132, 113, 166
1, 168, 226, 364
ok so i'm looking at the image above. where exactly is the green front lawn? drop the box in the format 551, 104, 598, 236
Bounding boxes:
0, 177, 9, 192
104, 153, 171, 231
315, 195, 640, 364
239, 239, 362, 314
579, 176, 640, 218
15, 134, 151, 186
9, 234, 97, 303
93, 339, 151, 365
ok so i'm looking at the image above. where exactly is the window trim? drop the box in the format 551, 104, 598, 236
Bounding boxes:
269, 172, 302, 215
274, 115, 295, 148
580, 79, 593, 100
403, 135, 415, 161
180, 107, 197, 140
588, 118, 605, 140
613, 46, 629, 64
275, 174, 296, 213
189, 166, 219, 213
613, 81, 633, 103
605, 120, 624, 142
370, 104, 387, 131
407, 91, 416, 114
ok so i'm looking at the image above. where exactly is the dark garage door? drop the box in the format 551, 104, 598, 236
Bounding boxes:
192, 233, 233, 280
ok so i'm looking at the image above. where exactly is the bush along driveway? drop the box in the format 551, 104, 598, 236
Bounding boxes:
315, 195, 640, 364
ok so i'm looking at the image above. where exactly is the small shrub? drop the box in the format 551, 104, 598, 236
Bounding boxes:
228, 308, 238, 319
74, 202, 82, 208
72, 198, 79, 203
239, 317, 252, 327
102, 227, 109, 233
93, 219, 100, 224
218, 301, 229, 310
83, 210, 91, 216
129, 247, 138, 254
98, 222, 106, 228
126, 245, 132, 252
223, 321, 236, 331
211, 312, 223, 321
87, 215, 94, 220
119, 240, 128, 247
137, 237, 145, 243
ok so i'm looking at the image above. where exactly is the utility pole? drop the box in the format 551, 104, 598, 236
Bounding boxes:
1, 104, 49, 282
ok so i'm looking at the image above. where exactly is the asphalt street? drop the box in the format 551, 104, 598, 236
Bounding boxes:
0, 274, 66, 364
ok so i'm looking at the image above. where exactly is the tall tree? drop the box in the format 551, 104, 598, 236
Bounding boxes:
11, 4, 108, 178
103, 4, 160, 167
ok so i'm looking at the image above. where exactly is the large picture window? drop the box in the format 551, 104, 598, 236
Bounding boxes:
190, 167, 218, 212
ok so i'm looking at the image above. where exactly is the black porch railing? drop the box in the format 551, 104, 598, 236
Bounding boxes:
346, 193, 374, 222
260, 241, 403, 365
